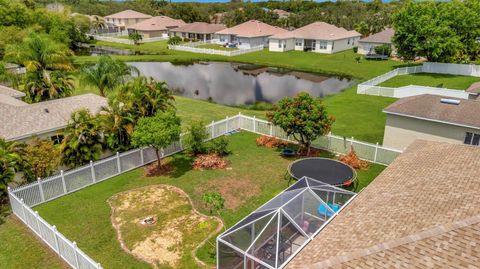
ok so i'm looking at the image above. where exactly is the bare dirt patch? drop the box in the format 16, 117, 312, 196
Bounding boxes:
108, 185, 223, 268
198, 177, 260, 210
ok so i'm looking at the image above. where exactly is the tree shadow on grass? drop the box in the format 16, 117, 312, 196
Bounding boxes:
165, 153, 195, 179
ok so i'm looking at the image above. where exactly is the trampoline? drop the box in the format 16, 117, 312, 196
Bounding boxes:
288, 157, 356, 186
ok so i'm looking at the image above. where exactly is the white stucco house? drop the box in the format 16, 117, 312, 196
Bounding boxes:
127, 16, 186, 38
104, 10, 152, 32
383, 94, 480, 150
214, 20, 288, 49
358, 28, 395, 55
170, 22, 226, 41
268, 22, 361, 54
0, 87, 107, 143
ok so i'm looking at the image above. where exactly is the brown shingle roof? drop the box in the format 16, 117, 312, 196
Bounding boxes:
287, 140, 480, 268
171, 22, 226, 34
127, 16, 185, 31
466, 81, 480, 94
0, 94, 107, 141
270, 22, 361, 40
0, 85, 25, 98
215, 20, 288, 38
383, 94, 480, 129
359, 28, 395, 44
105, 10, 152, 19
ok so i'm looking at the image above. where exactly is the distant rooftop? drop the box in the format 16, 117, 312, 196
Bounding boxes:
105, 10, 152, 19
359, 28, 395, 44
127, 16, 185, 31
216, 20, 288, 38
0, 94, 107, 141
287, 139, 480, 268
270, 22, 361, 41
383, 94, 480, 129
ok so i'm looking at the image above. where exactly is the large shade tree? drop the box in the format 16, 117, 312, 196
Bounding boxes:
80, 55, 138, 97
131, 110, 181, 169
267, 92, 334, 155
61, 109, 105, 167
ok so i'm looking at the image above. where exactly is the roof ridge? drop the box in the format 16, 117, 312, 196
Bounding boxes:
308, 214, 480, 269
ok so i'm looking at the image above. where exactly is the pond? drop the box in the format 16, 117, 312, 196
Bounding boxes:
74, 44, 142, 56
129, 62, 353, 105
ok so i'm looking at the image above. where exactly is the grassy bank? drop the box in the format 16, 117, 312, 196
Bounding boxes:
378, 73, 480, 90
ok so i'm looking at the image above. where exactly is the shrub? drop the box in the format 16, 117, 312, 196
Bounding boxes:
353, 46, 358, 53
184, 121, 209, 155
339, 146, 369, 170
374, 44, 392, 56
167, 36, 182, 45
206, 137, 230, 156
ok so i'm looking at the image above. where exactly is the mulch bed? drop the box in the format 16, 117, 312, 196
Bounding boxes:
192, 154, 229, 170
256, 136, 289, 148
144, 162, 173, 177
338, 146, 369, 170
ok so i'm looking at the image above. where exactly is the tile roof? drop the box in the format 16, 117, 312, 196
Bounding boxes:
105, 10, 152, 19
127, 16, 186, 31
270, 22, 361, 40
359, 28, 395, 44
0, 94, 107, 141
171, 22, 226, 34
383, 94, 480, 129
287, 140, 480, 268
215, 20, 288, 38
0, 85, 25, 98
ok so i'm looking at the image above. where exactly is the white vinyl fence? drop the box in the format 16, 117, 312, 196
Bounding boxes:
357, 62, 479, 99
8, 114, 401, 269
168, 41, 264, 56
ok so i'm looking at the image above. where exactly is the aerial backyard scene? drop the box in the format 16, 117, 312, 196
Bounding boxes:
1, 0, 480, 269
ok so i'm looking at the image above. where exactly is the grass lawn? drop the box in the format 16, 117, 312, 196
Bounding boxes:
24, 132, 384, 269
378, 73, 480, 90
196, 44, 238, 51
95, 40, 170, 53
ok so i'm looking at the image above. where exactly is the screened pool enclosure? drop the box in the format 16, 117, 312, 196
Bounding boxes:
217, 177, 356, 269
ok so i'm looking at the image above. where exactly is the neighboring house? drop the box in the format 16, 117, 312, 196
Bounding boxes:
214, 20, 288, 49
268, 22, 361, 54
128, 16, 186, 38
0, 91, 107, 143
382, 94, 480, 150
466, 81, 480, 100
104, 10, 152, 32
286, 139, 480, 268
273, 9, 291, 19
170, 22, 226, 41
358, 28, 395, 55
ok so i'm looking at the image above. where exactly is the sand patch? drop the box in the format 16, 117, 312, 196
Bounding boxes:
108, 185, 223, 268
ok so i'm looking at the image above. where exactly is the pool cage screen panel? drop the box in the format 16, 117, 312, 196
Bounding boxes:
217, 177, 356, 269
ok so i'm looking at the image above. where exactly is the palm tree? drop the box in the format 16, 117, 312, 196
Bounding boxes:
80, 55, 138, 97
118, 76, 175, 119
0, 139, 20, 201
61, 109, 105, 167
99, 97, 136, 152
5, 33, 74, 103
91, 16, 106, 34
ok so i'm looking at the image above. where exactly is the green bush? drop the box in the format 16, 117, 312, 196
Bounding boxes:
374, 44, 392, 56
184, 121, 209, 155
353, 46, 358, 53
167, 36, 182, 45
206, 137, 230, 156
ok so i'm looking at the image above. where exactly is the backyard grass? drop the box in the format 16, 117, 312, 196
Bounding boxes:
378, 73, 480, 90
196, 44, 238, 51
24, 132, 384, 269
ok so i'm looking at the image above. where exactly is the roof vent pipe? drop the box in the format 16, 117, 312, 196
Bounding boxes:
440, 98, 460, 105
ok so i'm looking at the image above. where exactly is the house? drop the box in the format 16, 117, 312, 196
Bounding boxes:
268, 22, 361, 54
358, 28, 395, 55
104, 10, 152, 32
382, 94, 480, 150
272, 9, 291, 19
127, 16, 186, 39
170, 22, 226, 41
0, 91, 107, 143
285, 139, 480, 268
214, 20, 288, 49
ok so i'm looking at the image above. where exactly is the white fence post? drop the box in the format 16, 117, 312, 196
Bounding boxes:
140, 147, 144, 165
253, 116, 256, 133
20, 198, 26, 221
211, 120, 215, 138
374, 142, 379, 163
53, 225, 60, 254
328, 132, 332, 150
61, 170, 67, 194
37, 178, 45, 202
90, 160, 96, 183
269, 124, 273, 136
226, 116, 229, 133
35, 211, 41, 235
73, 242, 80, 268
116, 152, 121, 174
350, 137, 354, 147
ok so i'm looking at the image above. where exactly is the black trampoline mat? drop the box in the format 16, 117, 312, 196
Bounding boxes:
289, 158, 355, 186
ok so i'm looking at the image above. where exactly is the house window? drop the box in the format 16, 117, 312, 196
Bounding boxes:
278, 40, 282, 48
464, 132, 480, 146
319, 41, 327, 50
347, 38, 350, 45
295, 39, 302, 46
50, 134, 64, 145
